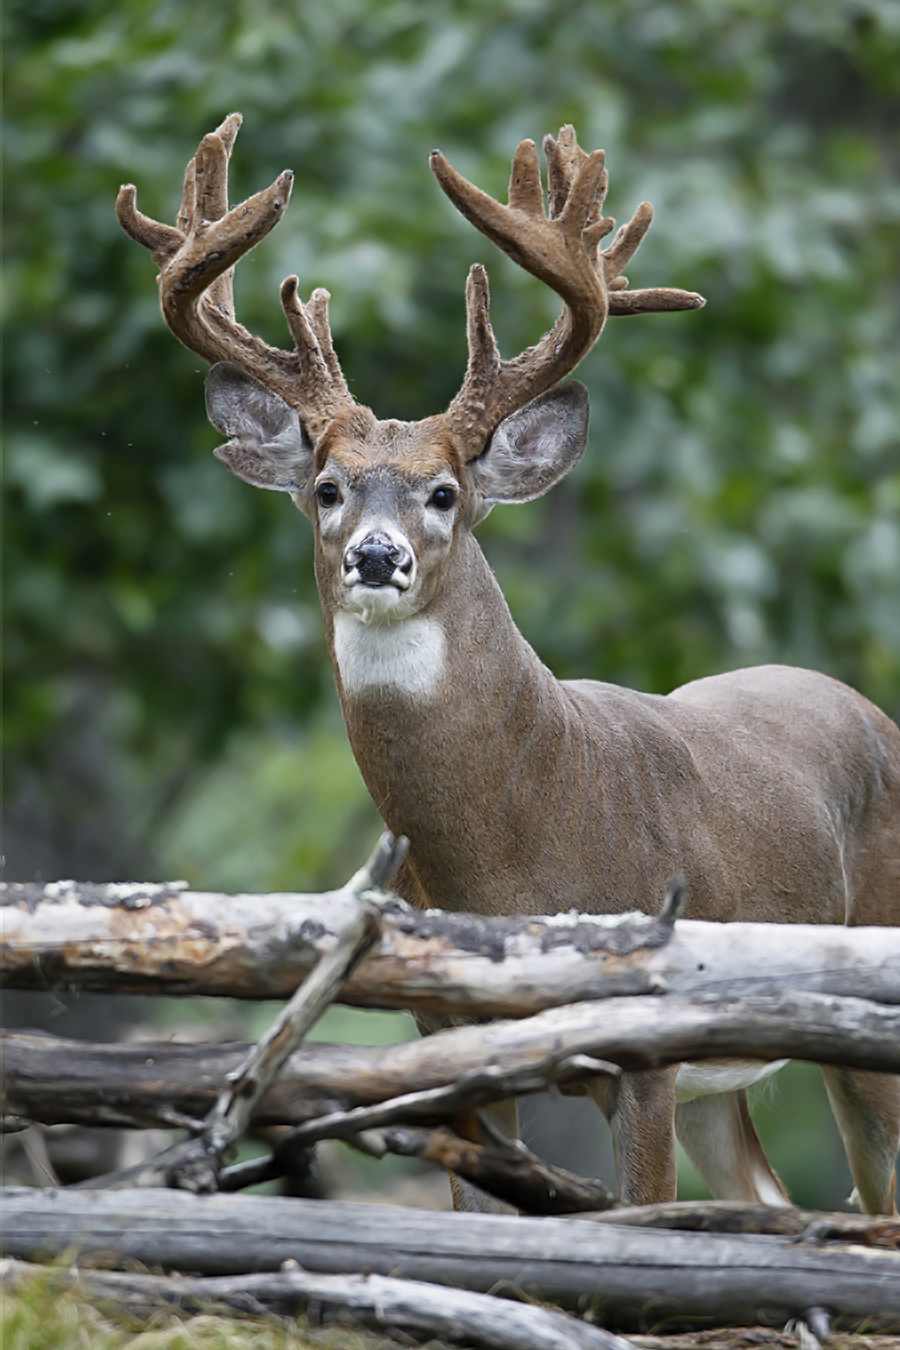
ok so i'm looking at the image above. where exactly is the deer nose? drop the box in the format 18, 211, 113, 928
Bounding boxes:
344, 533, 413, 584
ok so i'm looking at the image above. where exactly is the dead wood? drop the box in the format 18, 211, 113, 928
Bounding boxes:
2, 1187, 898, 1331
4, 990, 899, 1137
578, 1199, 900, 1248
376, 1124, 618, 1213
222, 1117, 618, 1213
0, 1255, 629, 1350
4, 881, 900, 1012
64, 836, 405, 1193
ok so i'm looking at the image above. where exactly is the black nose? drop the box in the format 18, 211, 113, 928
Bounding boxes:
344, 533, 411, 584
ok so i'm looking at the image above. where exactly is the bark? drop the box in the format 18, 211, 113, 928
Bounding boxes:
4, 882, 900, 1012
2, 1187, 898, 1331
4, 990, 899, 1134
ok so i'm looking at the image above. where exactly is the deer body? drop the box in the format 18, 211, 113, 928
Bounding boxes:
333, 545, 897, 929
320, 475, 900, 1214
119, 115, 900, 1213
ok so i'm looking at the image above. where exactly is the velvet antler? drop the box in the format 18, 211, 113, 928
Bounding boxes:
116, 114, 356, 442
431, 126, 705, 453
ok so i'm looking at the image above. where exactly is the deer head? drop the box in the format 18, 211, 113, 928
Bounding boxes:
117, 114, 703, 641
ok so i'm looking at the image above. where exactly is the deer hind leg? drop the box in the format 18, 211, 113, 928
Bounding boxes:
674, 1090, 789, 1205
820, 1066, 900, 1215
586, 1067, 678, 1205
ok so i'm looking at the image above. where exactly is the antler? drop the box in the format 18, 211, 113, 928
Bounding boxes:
430, 126, 705, 453
116, 113, 356, 441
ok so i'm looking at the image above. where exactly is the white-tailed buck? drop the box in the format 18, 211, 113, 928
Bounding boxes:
119, 115, 900, 1214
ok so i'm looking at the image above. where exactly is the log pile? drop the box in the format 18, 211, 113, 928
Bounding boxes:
2, 836, 899, 1344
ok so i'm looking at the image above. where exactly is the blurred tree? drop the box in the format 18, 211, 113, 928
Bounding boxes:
4, 0, 898, 1204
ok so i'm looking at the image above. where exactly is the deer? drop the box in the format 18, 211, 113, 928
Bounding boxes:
117, 114, 900, 1216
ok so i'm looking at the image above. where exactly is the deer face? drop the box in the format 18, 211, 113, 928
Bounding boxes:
206, 362, 590, 628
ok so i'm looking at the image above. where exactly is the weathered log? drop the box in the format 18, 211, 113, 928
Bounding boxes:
165, 836, 398, 1193
217, 1115, 618, 1214
581, 1199, 900, 1248
376, 1124, 618, 1214
0, 1256, 631, 1350
4, 881, 900, 1012
4, 990, 900, 1134
2, 1188, 898, 1331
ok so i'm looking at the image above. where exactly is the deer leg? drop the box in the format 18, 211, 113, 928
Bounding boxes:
820, 1066, 900, 1215
587, 1067, 678, 1205
448, 1098, 519, 1214
674, 1089, 789, 1205
412, 1011, 519, 1213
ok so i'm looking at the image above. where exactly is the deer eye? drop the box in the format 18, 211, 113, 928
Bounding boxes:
429, 486, 457, 511
316, 482, 340, 507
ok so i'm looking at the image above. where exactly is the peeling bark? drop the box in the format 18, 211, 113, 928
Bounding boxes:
3, 882, 900, 1012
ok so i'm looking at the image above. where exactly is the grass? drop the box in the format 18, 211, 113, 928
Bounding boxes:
0, 1264, 417, 1350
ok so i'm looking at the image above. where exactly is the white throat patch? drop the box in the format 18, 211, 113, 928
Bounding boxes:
333, 613, 446, 698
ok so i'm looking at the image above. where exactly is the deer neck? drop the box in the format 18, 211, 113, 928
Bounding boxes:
319, 531, 564, 910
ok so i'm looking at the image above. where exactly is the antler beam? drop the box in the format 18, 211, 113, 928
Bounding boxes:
116, 114, 355, 440
431, 126, 704, 450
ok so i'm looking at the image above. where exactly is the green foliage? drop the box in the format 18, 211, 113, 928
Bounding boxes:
4, 0, 899, 1206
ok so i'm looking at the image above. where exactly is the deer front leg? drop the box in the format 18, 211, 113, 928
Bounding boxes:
413, 1010, 520, 1213
587, 1066, 678, 1205
448, 1098, 520, 1214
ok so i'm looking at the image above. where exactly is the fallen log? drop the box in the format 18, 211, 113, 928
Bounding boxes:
158, 839, 395, 1193
222, 1119, 619, 1213
4, 990, 900, 1134
3, 881, 900, 1012
377, 1124, 618, 1214
580, 1200, 900, 1247
2, 1188, 898, 1331
0, 1256, 631, 1350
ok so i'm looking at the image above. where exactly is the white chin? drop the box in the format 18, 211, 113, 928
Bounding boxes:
341, 584, 413, 623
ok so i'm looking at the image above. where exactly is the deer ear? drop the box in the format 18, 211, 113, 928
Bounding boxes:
469, 382, 589, 512
205, 362, 315, 506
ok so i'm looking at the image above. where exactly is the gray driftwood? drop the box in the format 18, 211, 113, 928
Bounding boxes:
2, 1188, 898, 1331
0, 1256, 629, 1350
70, 837, 404, 1193
161, 833, 399, 1192
4, 990, 900, 1136
580, 1199, 900, 1246
4, 881, 900, 1011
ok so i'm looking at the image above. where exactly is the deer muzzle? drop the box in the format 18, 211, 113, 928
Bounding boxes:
343, 532, 414, 589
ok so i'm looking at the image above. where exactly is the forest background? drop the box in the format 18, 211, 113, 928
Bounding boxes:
5, 0, 900, 1208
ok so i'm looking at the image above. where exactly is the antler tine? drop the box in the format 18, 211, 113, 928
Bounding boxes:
117, 116, 357, 441
459, 264, 503, 416
432, 129, 705, 453
200, 114, 242, 321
